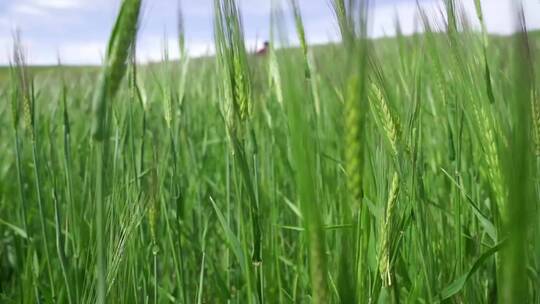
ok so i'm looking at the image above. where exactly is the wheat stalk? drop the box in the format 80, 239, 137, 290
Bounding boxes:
378, 172, 400, 287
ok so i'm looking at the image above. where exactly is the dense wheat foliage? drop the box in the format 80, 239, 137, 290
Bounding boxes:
1, 0, 539, 303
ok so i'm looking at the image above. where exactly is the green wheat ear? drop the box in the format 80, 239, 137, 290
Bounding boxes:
147, 156, 160, 245
370, 83, 399, 157
531, 89, 540, 157
378, 171, 399, 287
344, 75, 363, 206
12, 35, 34, 135
91, 0, 142, 140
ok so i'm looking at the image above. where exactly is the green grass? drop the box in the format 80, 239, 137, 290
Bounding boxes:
1, 0, 539, 303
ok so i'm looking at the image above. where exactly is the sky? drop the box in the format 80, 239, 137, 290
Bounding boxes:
0, 0, 539, 65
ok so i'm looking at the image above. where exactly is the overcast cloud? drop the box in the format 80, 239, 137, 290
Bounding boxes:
0, 0, 539, 65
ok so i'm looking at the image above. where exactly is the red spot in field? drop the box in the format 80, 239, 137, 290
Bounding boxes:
256, 41, 269, 56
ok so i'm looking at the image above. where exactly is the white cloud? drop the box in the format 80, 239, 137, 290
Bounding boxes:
1, 0, 540, 65
12, 3, 49, 16
33, 0, 84, 10
7, 0, 115, 17
239, 0, 271, 16
0, 17, 8, 26
0, 39, 105, 65
136, 36, 214, 63
28, 35, 217, 65
0, 37, 12, 65
371, 0, 540, 37
58, 41, 106, 64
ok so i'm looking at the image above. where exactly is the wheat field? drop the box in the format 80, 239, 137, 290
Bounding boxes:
0, 0, 539, 303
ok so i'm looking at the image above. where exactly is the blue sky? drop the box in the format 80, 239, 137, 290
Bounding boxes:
1, 0, 539, 65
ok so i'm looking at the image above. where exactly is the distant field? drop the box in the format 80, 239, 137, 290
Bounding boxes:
1, 1, 539, 303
